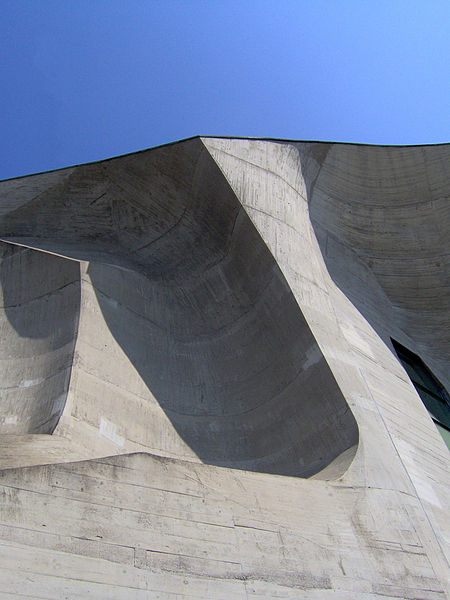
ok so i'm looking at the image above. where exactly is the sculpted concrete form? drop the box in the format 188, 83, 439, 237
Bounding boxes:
0, 137, 448, 598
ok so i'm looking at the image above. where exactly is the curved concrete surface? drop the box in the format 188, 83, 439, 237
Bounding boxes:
0, 137, 448, 599
0, 138, 358, 477
301, 142, 450, 389
0, 242, 80, 434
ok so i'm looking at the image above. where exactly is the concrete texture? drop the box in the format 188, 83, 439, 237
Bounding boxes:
0, 137, 448, 598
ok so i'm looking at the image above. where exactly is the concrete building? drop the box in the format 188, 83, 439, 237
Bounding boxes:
0, 137, 448, 598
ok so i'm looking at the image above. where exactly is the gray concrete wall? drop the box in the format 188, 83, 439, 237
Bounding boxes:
0, 242, 80, 434
0, 137, 448, 598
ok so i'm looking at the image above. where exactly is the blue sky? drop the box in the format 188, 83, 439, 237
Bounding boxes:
1, 0, 449, 179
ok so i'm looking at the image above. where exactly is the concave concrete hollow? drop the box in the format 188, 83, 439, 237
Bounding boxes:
0, 138, 358, 478
0, 242, 80, 434
301, 142, 450, 387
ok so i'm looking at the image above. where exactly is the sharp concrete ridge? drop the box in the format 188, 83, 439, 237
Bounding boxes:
0, 137, 448, 598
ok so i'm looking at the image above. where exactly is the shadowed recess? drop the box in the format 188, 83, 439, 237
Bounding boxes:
0, 242, 80, 434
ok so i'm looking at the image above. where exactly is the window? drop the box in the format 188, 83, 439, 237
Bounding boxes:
391, 339, 450, 451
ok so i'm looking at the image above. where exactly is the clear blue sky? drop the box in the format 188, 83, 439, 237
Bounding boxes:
1, 0, 449, 179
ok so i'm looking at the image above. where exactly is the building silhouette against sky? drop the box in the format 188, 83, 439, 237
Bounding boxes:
0, 137, 448, 598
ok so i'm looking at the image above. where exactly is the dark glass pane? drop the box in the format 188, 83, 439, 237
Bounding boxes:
402, 360, 426, 386
416, 388, 450, 429
435, 422, 450, 451
391, 338, 450, 446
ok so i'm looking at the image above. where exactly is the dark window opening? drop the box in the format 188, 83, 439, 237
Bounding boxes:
391, 339, 450, 450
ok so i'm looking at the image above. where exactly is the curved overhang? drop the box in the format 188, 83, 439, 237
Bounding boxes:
0, 136, 448, 480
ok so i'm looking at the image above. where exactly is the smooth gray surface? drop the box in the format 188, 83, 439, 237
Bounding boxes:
0, 138, 358, 477
0, 137, 448, 598
0, 242, 80, 434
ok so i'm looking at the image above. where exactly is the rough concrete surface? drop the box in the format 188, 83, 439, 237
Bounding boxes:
0, 137, 448, 598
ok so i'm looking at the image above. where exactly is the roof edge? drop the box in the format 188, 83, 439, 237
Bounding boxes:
1, 135, 449, 183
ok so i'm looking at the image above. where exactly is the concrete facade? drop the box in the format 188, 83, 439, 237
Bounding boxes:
0, 137, 448, 598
